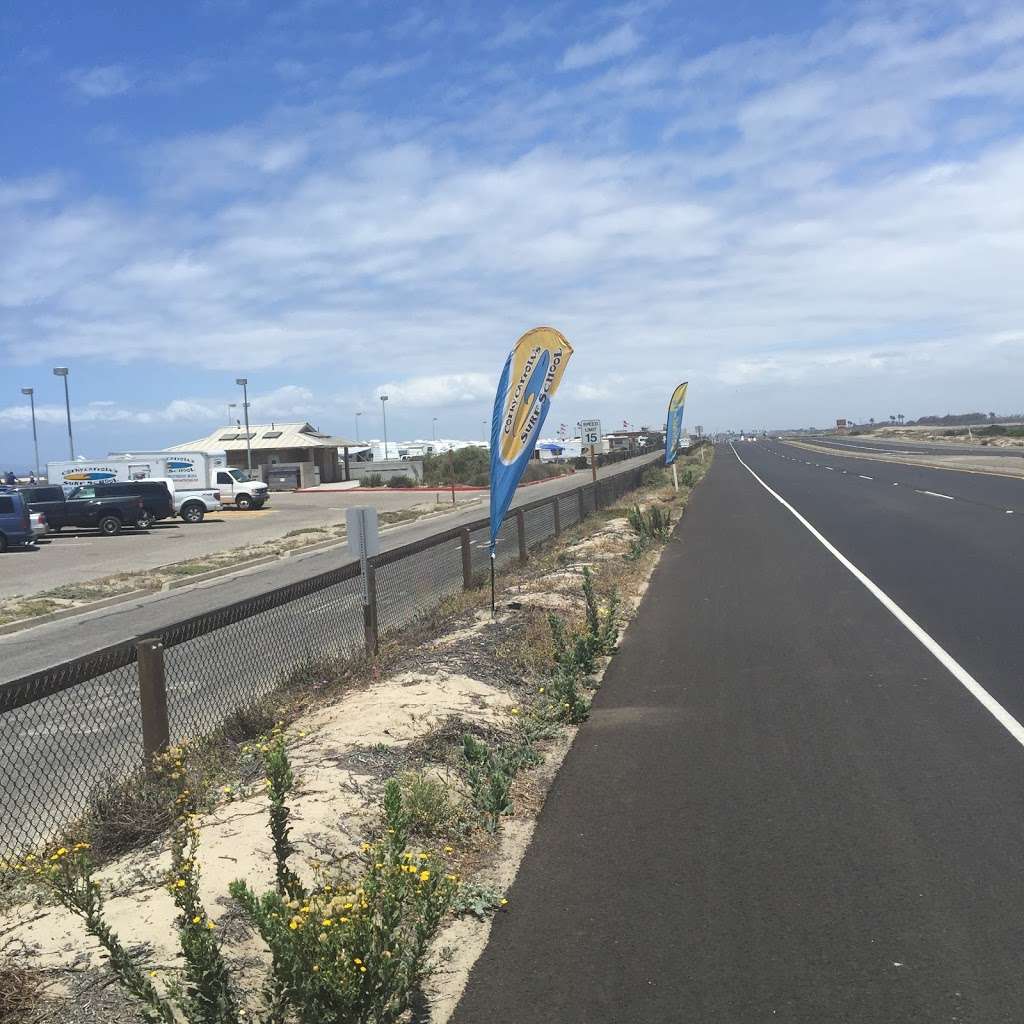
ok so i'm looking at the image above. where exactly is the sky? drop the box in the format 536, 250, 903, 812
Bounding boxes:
2, 0, 1024, 469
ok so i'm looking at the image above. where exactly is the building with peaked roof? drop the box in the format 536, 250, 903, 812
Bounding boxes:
167, 422, 355, 486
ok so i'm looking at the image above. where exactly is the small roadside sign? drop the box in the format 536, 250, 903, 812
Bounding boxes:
581, 419, 602, 447
347, 507, 380, 608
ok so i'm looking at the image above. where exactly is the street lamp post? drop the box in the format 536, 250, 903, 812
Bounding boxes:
482, 420, 488, 443
52, 367, 74, 459
227, 402, 237, 425
355, 411, 363, 443
432, 417, 438, 442
235, 378, 253, 472
21, 388, 39, 477
380, 395, 389, 461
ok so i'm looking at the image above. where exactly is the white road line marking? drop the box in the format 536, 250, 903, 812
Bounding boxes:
917, 490, 954, 501
729, 443, 1024, 751
859, 475, 873, 480
825, 466, 834, 471
1007, 510, 1015, 515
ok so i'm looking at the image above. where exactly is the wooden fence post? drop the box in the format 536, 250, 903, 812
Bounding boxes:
137, 639, 170, 765
460, 528, 473, 590
364, 561, 379, 655
516, 509, 528, 564
552, 495, 561, 536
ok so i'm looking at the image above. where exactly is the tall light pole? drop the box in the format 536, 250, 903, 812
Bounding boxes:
355, 411, 363, 443
380, 394, 389, 461
432, 417, 438, 442
52, 367, 74, 459
227, 402, 237, 425
482, 420, 488, 443
235, 378, 253, 472
21, 388, 39, 477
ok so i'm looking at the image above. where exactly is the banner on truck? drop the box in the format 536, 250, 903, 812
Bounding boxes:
488, 327, 573, 551
664, 382, 688, 465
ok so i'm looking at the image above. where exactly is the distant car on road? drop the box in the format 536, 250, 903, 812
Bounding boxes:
0, 490, 34, 551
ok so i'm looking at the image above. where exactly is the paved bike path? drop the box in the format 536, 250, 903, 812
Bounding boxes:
451, 447, 1024, 1023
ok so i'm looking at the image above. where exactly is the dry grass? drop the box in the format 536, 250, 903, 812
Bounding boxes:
0, 955, 44, 1024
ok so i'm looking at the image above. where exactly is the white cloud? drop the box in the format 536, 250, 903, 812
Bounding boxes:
0, 174, 62, 206
4, 0, 1024, 439
560, 24, 641, 70
0, 385, 320, 429
66, 64, 133, 98
373, 374, 495, 408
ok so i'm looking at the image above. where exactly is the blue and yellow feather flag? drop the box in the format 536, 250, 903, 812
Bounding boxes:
664, 382, 688, 465
489, 327, 573, 551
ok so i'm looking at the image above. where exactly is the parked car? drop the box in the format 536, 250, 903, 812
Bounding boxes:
94, 480, 174, 528
17, 485, 145, 536
29, 511, 48, 537
0, 490, 34, 551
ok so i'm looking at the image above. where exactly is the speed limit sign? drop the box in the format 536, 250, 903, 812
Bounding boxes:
580, 419, 602, 447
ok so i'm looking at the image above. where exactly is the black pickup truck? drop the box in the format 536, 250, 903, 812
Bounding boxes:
17, 485, 145, 536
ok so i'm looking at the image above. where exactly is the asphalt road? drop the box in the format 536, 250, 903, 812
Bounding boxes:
794, 434, 1024, 458
452, 441, 1024, 1022
0, 454, 656, 683
0, 488, 482, 601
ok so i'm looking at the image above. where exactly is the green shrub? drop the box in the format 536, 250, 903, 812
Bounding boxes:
386, 475, 415, 488
462, 734, 512, 832
360, 472, 384, 487
397, 771, 462, 836
627, 503, 672, 543
680, 467, 698, 487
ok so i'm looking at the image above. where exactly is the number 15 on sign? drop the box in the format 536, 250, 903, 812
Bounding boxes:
581, 419, 602, 483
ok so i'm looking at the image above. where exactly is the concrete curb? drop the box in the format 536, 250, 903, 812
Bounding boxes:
161, 554, 280, 590
0, 587, 155, 637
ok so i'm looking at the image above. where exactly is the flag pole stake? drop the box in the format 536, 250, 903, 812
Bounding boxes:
672, 463, 679, 492
490, 551, 496, 616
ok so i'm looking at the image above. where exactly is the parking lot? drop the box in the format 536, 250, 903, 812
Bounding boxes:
1, 489, 481, 600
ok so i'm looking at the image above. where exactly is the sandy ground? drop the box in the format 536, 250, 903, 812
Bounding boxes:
785, 439, 1024, 478
0, 468, 690, 1023
865, 424, 1024, 449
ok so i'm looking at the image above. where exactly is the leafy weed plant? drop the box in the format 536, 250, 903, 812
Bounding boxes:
24, 733, 458, 1024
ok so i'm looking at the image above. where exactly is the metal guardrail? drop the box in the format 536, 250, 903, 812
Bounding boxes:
0, 454, 660, 857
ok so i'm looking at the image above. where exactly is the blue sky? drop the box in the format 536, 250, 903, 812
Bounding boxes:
2, 0, 1024, 468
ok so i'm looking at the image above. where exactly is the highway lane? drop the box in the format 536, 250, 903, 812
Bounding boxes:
746, 439, 1024, 723
793, 434, 1024, 458
0, 453, 656, 683
452, 440, 1024, 1023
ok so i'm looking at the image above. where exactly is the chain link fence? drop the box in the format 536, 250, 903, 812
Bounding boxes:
0, 454, 660, 858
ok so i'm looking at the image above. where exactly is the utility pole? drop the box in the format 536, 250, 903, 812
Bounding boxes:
52, 367, 74, 459
235, 378, 253, 472
227, 402, 236, 425
355, 411, 363, 443
21, 388, 40, 477
380, 394, 389, 461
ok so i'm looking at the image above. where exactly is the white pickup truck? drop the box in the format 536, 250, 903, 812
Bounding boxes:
144, 478, 223, 523
170, 486, 223, 523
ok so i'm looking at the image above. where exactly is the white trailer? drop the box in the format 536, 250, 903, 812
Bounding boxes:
46, 458, 224, 523
101, 450, 269, 509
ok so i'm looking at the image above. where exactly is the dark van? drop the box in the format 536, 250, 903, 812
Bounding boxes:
0, 490, 34, 551
94, 481, 174, 528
